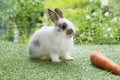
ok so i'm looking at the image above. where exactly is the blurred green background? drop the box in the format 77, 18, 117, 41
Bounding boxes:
0, 0, 120, 44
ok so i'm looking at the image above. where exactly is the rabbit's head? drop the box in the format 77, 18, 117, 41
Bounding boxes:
48, 8, 75, 38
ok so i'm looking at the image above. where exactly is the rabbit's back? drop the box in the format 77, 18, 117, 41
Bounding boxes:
28, 26, 54, 57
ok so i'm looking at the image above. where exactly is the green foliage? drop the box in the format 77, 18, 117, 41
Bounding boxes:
0, 0, 44, 43
12, 0, 44, 43
0, 0, 120, 44
6, 26, 14, 41
74, 2, 120, 44
0, 0, 14, 40
109, 0, 120, 17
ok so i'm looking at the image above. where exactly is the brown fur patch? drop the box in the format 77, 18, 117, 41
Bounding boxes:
33, 40, 40, 47
66, 29, 73, 35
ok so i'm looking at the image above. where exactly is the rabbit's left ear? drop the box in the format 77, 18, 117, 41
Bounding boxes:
54, 8, 64, 18
48, 9, 59, 22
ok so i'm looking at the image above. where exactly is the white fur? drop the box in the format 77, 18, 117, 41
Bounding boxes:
28, 10, 75, 62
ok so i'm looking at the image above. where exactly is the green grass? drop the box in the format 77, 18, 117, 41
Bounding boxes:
0, 40, 120, 80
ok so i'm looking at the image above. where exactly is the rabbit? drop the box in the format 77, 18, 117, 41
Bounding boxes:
28, 8, 75, 62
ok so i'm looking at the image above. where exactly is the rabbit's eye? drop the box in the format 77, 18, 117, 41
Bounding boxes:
60, 23, 67, 30
62, 25, 66, 30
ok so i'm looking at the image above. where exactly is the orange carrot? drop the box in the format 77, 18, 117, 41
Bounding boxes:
90, 51, 120, 75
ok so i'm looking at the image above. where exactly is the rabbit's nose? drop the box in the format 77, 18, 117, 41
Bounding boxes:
66, 29, 73, 35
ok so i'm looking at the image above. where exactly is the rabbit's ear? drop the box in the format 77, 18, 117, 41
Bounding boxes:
54, 8, 63, 18
48, 9, 58, 22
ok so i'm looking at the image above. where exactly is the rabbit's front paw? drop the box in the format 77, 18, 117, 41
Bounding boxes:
50, 54, 61, 62
64, 54, 74, 61
51, 59, 61, 62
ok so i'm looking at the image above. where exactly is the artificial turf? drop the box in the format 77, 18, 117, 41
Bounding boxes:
0, 40, 120, 80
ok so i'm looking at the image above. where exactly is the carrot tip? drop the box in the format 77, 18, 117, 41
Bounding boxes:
114, 66, 120, 75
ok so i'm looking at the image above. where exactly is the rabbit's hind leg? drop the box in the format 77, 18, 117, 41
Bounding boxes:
40, 55, 51, 61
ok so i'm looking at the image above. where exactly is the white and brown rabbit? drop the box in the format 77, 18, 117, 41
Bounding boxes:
28, 8, 75, 62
